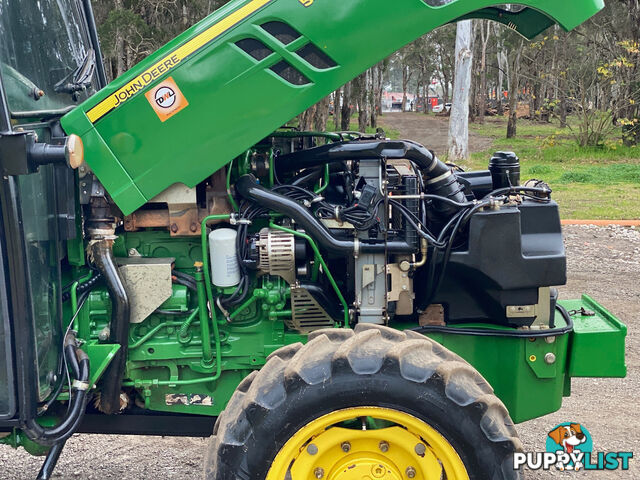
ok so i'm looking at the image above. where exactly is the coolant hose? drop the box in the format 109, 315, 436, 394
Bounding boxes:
90, 240, 130, 414
24, 348, 90, 446
275, 139, 466, 216
236, 174, 414, 254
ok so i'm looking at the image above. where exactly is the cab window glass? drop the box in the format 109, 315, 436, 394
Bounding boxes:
0, 0, 98, 114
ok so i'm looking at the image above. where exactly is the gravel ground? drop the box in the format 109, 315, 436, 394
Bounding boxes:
1, 224, 637, 479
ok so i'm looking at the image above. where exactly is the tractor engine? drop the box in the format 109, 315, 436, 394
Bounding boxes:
71, 130, 568, 417
136, 132, 565, 333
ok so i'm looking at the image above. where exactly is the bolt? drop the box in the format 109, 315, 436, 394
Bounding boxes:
544, 353, 556, 365
545, 336, 556, 344
190, 222, 198, 232
378, 440, 389, 453
98, 327, 110, 341
341, 441, 351, 453
128, 248, 140, 257
371, 464, 386, 478
402, 285, 407, 290
314, 467, 324, 479
307, 443, 318, 455
414, 443, 426, 457
399, 260, 411, 272
406, 466, 416, 478
170, 223, 178, 233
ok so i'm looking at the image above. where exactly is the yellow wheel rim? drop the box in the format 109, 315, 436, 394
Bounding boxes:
266, 407, 470, 480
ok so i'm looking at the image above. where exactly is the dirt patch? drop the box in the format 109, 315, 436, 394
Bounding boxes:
379, 112, 493, 156
1, 225, 637, 479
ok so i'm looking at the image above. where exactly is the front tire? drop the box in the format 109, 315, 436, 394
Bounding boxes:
204, 324, 522, 479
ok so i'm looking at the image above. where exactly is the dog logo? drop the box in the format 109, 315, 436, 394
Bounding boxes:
547, 423, 590, 470
145, 77, 189, 122
514, 421, 632, 471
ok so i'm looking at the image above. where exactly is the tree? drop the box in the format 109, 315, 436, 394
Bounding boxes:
476, 20, 491, 124
448, 20, 473, 161
352, 71, 369, 132
340, 81, 353, 131
506, 39, 524, 139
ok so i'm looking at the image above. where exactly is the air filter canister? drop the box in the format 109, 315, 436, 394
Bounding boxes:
488, 151, 520, 189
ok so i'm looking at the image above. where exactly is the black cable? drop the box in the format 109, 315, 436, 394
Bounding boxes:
39, 289, 91, 416
424, 202, 488, 304
387, 199, 444, 246
172, 271, 197, 292
412, 304, 574, 338
61, 272, 102, 302
421, 194, 476, 209
482, 185, 552, 199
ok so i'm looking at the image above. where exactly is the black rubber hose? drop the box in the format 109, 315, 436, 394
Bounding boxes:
63, 344, 80, 380
236, 174, 414, 254
62, 273, 102, 302
24, 350, 90, 446
275, 139, 467, 216
290, 167, 324, 187
90, 240, 130, 415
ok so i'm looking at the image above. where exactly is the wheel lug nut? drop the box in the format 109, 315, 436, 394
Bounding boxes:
378, 440, 389, 453
414, 443, 426, 456
314, 467, 325, 478
406, 466, 416, 478
307, 443, 318, 455
341, 441, 351, 452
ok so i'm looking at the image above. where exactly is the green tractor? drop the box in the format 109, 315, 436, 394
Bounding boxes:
0, 0, 627, 478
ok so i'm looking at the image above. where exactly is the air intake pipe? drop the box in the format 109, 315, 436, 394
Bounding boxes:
90, 240, 130, 414
275, 139, 466, 216
236, 175, 414, 254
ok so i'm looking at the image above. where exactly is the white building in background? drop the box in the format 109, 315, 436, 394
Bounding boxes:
381, 91, 416, 112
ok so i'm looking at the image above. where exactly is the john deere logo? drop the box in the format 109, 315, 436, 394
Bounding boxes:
155, 86, 176, 108
299, 0, 313, 6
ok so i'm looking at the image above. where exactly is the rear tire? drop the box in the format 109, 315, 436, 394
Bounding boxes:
204, 324, 522, 479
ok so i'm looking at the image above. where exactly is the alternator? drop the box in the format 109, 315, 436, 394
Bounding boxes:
257, 228, 296, 284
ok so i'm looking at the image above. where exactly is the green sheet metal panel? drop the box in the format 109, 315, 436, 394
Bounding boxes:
419, 296, 626, 423
565, 295, 627, 378
61, 0, 604, 215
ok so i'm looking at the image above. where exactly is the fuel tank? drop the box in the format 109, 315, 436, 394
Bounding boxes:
61, 0, 603, 215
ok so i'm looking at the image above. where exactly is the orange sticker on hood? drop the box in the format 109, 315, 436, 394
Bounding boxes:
145, 77, 189, 122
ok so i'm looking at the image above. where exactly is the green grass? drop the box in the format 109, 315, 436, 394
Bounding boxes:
465, 117, 640, 220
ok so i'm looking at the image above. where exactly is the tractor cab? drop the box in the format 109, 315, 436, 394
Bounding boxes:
0, 0, 103, 430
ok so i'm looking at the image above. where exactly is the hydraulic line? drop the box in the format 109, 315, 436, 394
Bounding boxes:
195, 266, 214, 366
